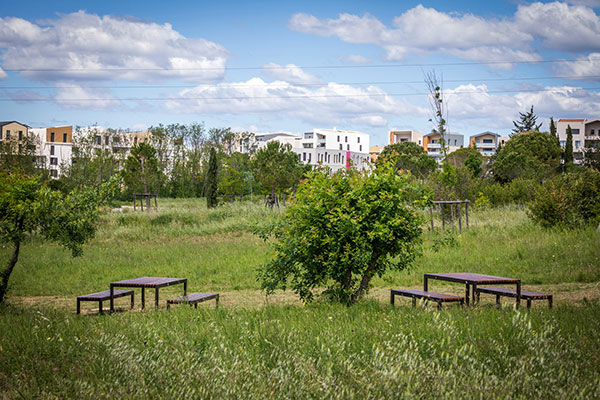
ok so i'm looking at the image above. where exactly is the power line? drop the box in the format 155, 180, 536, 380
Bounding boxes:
1, 75, 599, 90
1, 86, 598, 102
3, 57, 600, 73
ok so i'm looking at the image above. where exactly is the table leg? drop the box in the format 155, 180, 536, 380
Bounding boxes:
549, 296, 553, 309
155, 288, 159, 309
110, 284, 114, 312
390, 291, 395, 305
77, 299, 81, 315
130, 293, 134, 310
465, 284, 470, 306
141, 288, 145, 310
516, 281, 521, 309
183, 280, 187, 295
424, 276, 428, 292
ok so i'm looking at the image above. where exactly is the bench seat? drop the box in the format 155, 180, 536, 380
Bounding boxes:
476, 287, 552, 309
390, 289, 464, 309
167, 292, 219, 310
77, 289, 134, 314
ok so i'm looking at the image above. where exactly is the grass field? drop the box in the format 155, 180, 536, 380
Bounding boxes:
1, 199, 599, 398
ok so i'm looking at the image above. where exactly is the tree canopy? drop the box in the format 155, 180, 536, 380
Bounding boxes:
378, 142, 437, 178
512, 106, 542, 135
492, 131, 561, 182
257, 163, 426, 304
251, 141, 306, 195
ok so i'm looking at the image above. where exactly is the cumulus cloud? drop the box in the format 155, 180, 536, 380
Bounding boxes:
289, 2, 600, 64
555, 53, 600, 80
262, 63, 322, 85
0, 11, 228, 83
339, 54, 371, 64
164, 77, 427, 127
54, 82, 121, 110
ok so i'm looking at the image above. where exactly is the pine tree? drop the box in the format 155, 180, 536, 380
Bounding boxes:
512, 105, 542, 135
206, 147, 219, 208
564, 125, 574, 168
549, 117, 557, 140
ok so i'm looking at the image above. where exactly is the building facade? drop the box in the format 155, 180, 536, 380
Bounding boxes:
469, 131, 509, 157
423, 132, 464, 163
388, 130, 424, 146
557, 119, 586, 165
294, 129, 370, 172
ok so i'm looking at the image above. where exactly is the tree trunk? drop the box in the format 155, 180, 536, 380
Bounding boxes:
0, 239, 21, 304
350, 261, 378, 303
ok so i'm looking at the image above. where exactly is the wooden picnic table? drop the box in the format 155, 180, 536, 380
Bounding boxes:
424, 272, 521, 307
110, 276, 187, 312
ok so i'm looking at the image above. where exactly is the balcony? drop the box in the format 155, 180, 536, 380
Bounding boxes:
427, 143, 441, 149
481, 151, 495, 157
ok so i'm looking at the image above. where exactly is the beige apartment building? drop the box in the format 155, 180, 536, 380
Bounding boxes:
469, 131, 509, 157
389, 130, 424, 146
0, 121, 30, 149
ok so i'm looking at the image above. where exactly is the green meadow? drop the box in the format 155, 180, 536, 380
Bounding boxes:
1, 199, 599, 398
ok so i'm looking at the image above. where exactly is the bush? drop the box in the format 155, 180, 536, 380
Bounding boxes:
528, 168, 600, 228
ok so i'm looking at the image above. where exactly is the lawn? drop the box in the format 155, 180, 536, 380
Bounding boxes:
1, 199, 599, 399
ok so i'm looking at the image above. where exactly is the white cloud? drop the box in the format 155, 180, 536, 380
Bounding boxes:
262, 63, 322, 85
0, 11, 228, 83
339, 54, 371, 64
165, 77, 427, 127
0, 66, 6, 80
555, 53, 600, 80
289, 3, 600, 64
55, 82, 121, 110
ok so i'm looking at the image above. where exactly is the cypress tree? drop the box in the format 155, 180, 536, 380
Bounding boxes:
549, 117, 557, 140
564, 125, 574, 168
206, 147, 219, 208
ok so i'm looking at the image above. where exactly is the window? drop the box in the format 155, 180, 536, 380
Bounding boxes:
337, 135, 340, 142
592, 129, 595, 135
476, 139, 480, 143
347, 144, 350, 151
50, 145, 55, 155
50, 169, 58, 178
339, 144, 342, 150
105, 136, 109, 146
483, 139, 493, 144
0, 131, 2, 139
134, 137, 138, 145
50, 157, 58, 165
95, 136, 101, 145
6, 130, 10, 139
560, 140, 566, 147
575, 140, 581, 148
303, 152, 306, 161
345, 136, 348, 143
63, 133, 67, 143
50, 132, 55, 142
308, 153, 311, 162
18, 131, 23, 140
572, 129, 580, 135
359, 145, 362, 151
357, 137, 360, 143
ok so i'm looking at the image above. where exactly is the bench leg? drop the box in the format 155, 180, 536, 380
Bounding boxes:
390, 291, 395, 306
141, 288, 145, 310
496, 294, 501, 307
437, 301, 442, 310
99, 300, 103, 315
412, 297, 416, 307
549, 296, 553, 309
194, 303, 198, 309
465, 284, 470, 306
215, 295, 219, 308
77, 299, 81, 315
155, 288, 159, 309
527, 299, 532, 309
130, 293, 134, 310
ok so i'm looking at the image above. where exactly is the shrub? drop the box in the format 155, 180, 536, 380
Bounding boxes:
528, 168, 600, 228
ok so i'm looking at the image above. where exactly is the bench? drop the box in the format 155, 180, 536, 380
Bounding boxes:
167, 292, 219, 310
475, 287, 552, 309
77, 289, 134, 315
390, 289, 464, 309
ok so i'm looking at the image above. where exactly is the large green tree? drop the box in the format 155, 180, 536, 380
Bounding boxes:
0, 173, 118, 303
378, 142, 436, 178
122, 143, 162, 209
251, 141, 306, 196
219, 152, 251, 196
512, 106, 542, 135
492, 131, 561, 182
257, 164, 426, 304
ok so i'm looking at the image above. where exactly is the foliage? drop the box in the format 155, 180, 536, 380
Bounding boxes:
564, 125, 574, 167
446, 146, 483, 168
464, 153, 483, 177
0, 172, 118, 302
424, 70, 448, 159
528, 167, 600, 228
479, 178, 539, 206
492, 131, 561, 182
122, 142, 162, 201
583, 139, 600, 170
251, 141, 306, 195
219, 152, 252, 196
549, 117, 558, 140
511, 105, 542, 135
206, 147, 219, 208
0, 133, 42, 176
378, 142, 436, 178
257, 164, 426, 304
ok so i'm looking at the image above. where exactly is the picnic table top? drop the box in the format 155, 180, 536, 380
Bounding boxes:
424, 272, 520, 284
111, 276, 187, 288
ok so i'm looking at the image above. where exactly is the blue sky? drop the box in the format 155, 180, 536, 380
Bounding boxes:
1, 0, 599, 145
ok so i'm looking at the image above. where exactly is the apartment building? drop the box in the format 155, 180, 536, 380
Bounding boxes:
423, 132, 464, 163
295, 129, 370, 172
0, 121, 30, 149
557, 119, 586, 165
30, 126, 74, 177
388, 130, 424, 146
469, 131, 509, 157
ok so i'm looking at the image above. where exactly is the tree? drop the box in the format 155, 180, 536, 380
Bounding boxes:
206, 147, 219, 208
492, 131, 561, 182
122, 143, 162, 209
424, 70, 449, 159
219, 152, 251, 196
549, 117, 558, 140
564, 125, 574, 168
464, 153, 483, 178
583, 140, 600, 170
0, 173, 118, 303
0, 133, 42, 176
251, 141, 306, 196
378, 142, 437, 178
257, 163, 426, 305
446, 147, 483, 168
512, 105, 542, 135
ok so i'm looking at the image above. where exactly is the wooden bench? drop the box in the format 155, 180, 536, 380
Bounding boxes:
77, 289, 134, 315
475, 287, 552, 309
167, 292, 219, 310
390, 289, 464, 309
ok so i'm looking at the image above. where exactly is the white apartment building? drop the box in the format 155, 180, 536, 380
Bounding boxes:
388, 130, 424, 146
296, 129, 370, 172
469, 131, 510, 157
30, 126, 73, 178
557, 118, 600, 165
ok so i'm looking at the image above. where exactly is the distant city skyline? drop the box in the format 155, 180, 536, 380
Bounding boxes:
1, 0, 599, 146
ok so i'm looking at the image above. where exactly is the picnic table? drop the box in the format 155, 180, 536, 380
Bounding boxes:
110, 277, 187, 312
424, 272, 521, 307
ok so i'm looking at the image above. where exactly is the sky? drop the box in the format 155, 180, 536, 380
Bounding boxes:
1, 0, 599, 146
